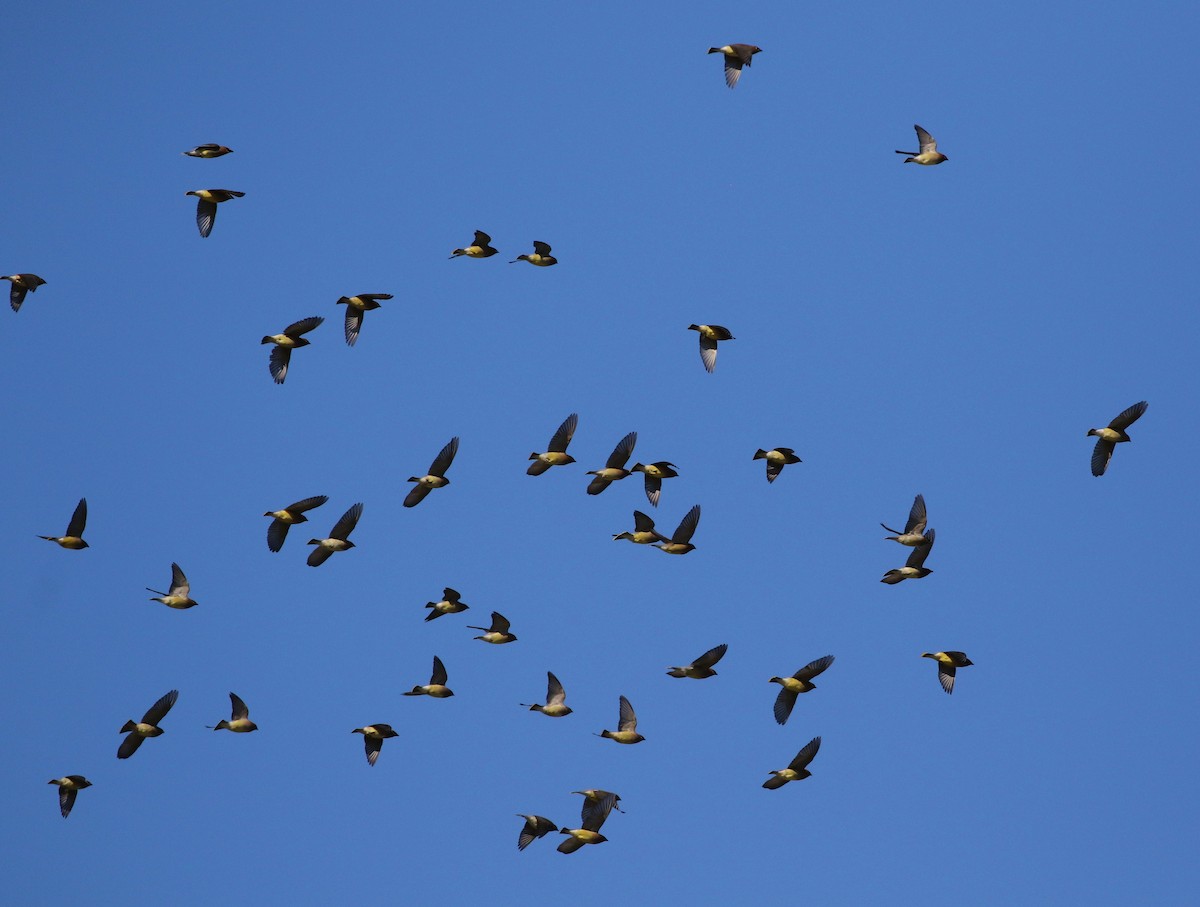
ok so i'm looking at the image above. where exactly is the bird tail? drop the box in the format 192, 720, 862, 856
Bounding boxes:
119, 720, 137, 733
707, 47, 722, 54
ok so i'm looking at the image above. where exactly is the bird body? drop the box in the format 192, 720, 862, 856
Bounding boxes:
209, 692, 258, 732
451, 230, 498, 258
1088, 401, 1148, 476
922, 651, 973, 694
147, 562, 197, 608
667, 643, 728, 678
403, 655, 454, 697
688, 324, 734, 373
653, 504, 700, 555
261, 316, 323, 384
185, 189, 244, 237
425, 587, 469, 621
598, 695, 644, 743
511, 240, 557, 266
336, 293, 392, 346
762, 736, 821, 789
3, 273, 46, 311
754, 448, 801, 483
351, 724, 398, 766
306, 502, 363, 567
896, 125, 948, 165
708, 44, 762, 88
49, 776, 92, 817
882, 494, 928, 546
522, 671, 572, 716
118, 689, 178, 758
183, 144, 233, 158
39, 497, 88, 549
264, 495, 328, 552
528, 412, 578, 475
880, 528, 934, 583
404, 437, 459, 507
769, 655, 835, 725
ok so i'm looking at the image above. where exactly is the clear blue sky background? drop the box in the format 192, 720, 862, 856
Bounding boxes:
5, 1, 1197, 903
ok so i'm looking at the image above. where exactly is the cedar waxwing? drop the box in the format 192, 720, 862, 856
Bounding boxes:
118, 689, 179, 759
880, 528, 935, 583
688, 324, 734, 373
521, 671, 572, 716
653, 504, 701, 555
306, 502, 363, 567
597, 695, 644, 744
558, 796, 610, 854
895, 125, 948, 165
336, 293, 392, 347
261, 316, 323, 384
208, 692, 258, 732
48, 776, 92, 818
572, 789, 625, 828
185, 189, 244, 237
921, 651, 973, 695
516, 815, 559, 850
528, 412, 578, 475
263, 495, 329, 552
667, 643, 728, 678
1088, 401, 1148, 476
39, 497, 88, 549
351, 724, 398, 766
612, 510, 668, 544
586, 431, 637, 495
404, 437, 459, 507
629, 461, 678, 507
510, 240, 557, 266
707, 44, 762, 88
2, 273, 46, 311
881, 494, 928, 546
182, 144, 233, 158
403, 655, 454, 697
469, 611, 517, 644
762, 736, 821, 789
450, 230, 498, 259
146, 562, 198, 609
769, 655, 835, 725
754, 448, 802, 483
425, 587, 469, 622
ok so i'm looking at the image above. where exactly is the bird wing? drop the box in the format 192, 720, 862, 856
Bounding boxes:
617, 695, 638, 732
937, 662, 957, 694
765, 456, 783, 483
364, 734, 382, 766
359, 294, 393, 303
283, 316, 324, 338
117, 733, 145, 759
66, 498, 87, 538
343, 306, 363, 346
490, 612, 511, 634
1109, 400, 1148, 430
906, 529, 934, 568
672, 505, 701, 544
773, 687, 799, 725
59, 786, 78, 818
548, 412, 578, 452
587, 475, 613, 495
169, 563, 189, 596
581, 793, 615, 831
287, 495, 328, 514
557, 835, 585, 854
914, 125, 937, 153
429, 436, 459, 476
789, 735, 822, 771
9, 282, 28, 311
722, 54, 745, 88
606, 431, 637, 469
229, 692, 250, 721
1091, 438, 1116, 476
430, 655, 448, 686
546, 671, 566, 706
269, 345, 292, 384
443, 587, 461, 603
307, 545, 334, 567
692, 642, 728, 670
905, 494, 927, 534
795, 654, 835, 682
532, 241, 553, 256
195, 198, 218, 237
632, 510, 658, 533
473, 230, 492, 246
329, 502, 363, 540
643, 474, 662, 506
699, 335, 719, 373
403, 484, 432, 508
143, 689, 179, 725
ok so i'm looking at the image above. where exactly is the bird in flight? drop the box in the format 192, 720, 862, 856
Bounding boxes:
182, 144, 233, 158
753, 448, 802, 483
118, 689, 179, 759
261, 316, 323, 384
597, 695, 645, 744
921, 651, 973, 694
653, 504, 701, 555
528, 412, 579, 475
147, 562, 198, 609
769, 655, 835, 725
707, 44, 762, 88
403, 655, 454, 698
208, 692, 258, 732
404, 437, 459, 508
762, 736, 822, 789
185, 189, 244, 237
336, 293, 392, 347
48, 776, 92, 818
263, 495, 328, 552
688, 324, 734, 373
306, 502, 363, 567
522, 671, 572, 717
351, 724, 398, 766
510, 240, 557, 266
516, 814, 559, 851
586, 431, 637, 495
895, 125, 948, 165
451, 230, 498, 259
881, 494, 928, 546
39, 497, 88, 549
666, 643, 728, 679
1087, 401, 1148, 476
880, 528, 935, 584
424, 587, 469, 622
2, 273, 46, 311
469, 611, 517, 644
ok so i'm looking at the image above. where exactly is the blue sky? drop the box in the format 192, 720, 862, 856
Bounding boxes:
5, 1, 1198, 903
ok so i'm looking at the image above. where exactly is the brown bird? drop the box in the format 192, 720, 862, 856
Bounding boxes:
528, 412, 578, 475
185, 189, 244, 237
921, 651, 973, 694
263, 495, 328, 552
2, 273, 46, 311
510, 240, 557, 266
306, 502, 363, 567
146, 562, 198, 609
404, 437, 459, 508
118, 689, 179, 759
39, 497, 88, 549
261, 316, 324, 384
1088, 401, 1148, 476
586, 431, 637, 495
336, 293, 392, 347
769, 655, 835, 725
183, 144, 233, 158
754, 448, 802, 483
895, 125, 948, 165
469, 611, 517, 644
597, 695, 644, 744
667, 643, 728, 678
629, 461, 679, 507
351, 724, 398, 766
403, 655, 454, 697
688, 324, 734, 373
612, 509, 668, 544
424, 587, 469, 622
451, 230, 498, 259
48, 776, 92, 818
208, 692, 258, 732
653, 504, 701, 555
521, 671, 572, 716
762, 736, 821, 789
707, 44, 762, 88
516, 815, 559, 851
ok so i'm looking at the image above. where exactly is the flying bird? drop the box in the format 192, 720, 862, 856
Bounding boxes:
306, 502, 363, 567
667, 643, 728, 679
586, 431, 637, 495
522, 671, 572, 717
425, 587, 469, 622
450, 230, 498, 259
896, 125, 948, 165
263, 495, 328, 552
261, 316, 323, 384
612, 510, 668, 544
118, 689, 179, 759
403, 655, 454, 697
182, 144, 233, 158
754, 448, 802, 483
762, 736, 822, 789
208, 692, 258, 732
48, 776, 92, 818
336, 293, 392, 347
688, 324, 734, 373
404, 437, 459, 507
707, 44, 762, 88
39, 497, 88, 549
1087, 401, 1148, 476
146, 562, 198, 609
629, 461, 678, 507
510, 240, 557, 266
597, 695, 644, 744
882, 494, 928, 546
351, 724, 398, 766
528, 412, 579, 475
653, 504, 701, 555
880, 528, 935, 584
516, 815, 559, 851
2, 273, 46, 311
572, 789, 624, 828
557, 796, 612, 854
185, 189, 244, 237
469, 611, 517, 644
769, 655, 835, 725
921, 651, 973, 694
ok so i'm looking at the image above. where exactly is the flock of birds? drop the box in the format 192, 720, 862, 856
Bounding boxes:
25, 43, 1152, 856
